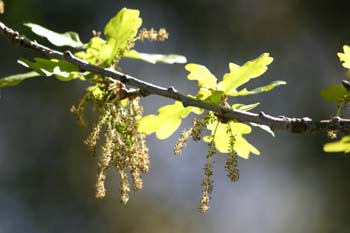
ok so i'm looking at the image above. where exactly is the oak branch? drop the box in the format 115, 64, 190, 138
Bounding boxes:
1, 21, 349, 134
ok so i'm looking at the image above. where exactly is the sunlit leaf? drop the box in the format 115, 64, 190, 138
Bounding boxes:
87, 85, 105, 101
201, 90, 225, 104
137, 101, 203, 139
18, 57, 81, 81
204, 121, 260, 159
320, 84, 348, 103
101, 8, 142, 64
232, 102, 260, 111
24, 23, 84, 49
217, 53, 273, 95
0, 71, 40, 88
323, 136, 350, 153
124, 50, 187, 64
231, 80, 286, 96
75, 37, 106, 65
185, 63, 217, 89
337, 45, 350, 69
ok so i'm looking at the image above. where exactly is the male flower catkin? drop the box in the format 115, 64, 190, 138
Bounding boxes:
73, 80, 150, 205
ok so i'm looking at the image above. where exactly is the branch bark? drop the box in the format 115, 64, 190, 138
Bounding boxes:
1, 21, 349, 134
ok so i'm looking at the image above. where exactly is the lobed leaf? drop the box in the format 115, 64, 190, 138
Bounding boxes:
232, 80, 286, 96
337, 45, 350, 69
75, 37, 106, 65
18, 57, 81, 81
231, 102, 260, 111
201, 90, 225, 104
101, 8, 142, 64
0, 71, 40, 88
124, 50, 187, 64
320, 84, 348, 103
323, 136, 350, 153
204, 121, 260, 159
137, 101, 203, 139
185, 63, 217, 89
24, 23, 84, 49
217, 53, 273, 95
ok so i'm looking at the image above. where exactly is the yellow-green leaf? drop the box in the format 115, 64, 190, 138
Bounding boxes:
323, 136, 350, 153
232, 103, 260, 111
337, 45, 350, 69
18, 57, 81, 81
137, 101, 202, 139
320, 84, 348, 103
24, 23, 84, 49
217, 53, 273, 95
231, 80, 286, 96
102, 8, 142, 64
204, 121, 260, 159
75, 37, 106, 65
185, 63, 217, 89
0, 71, 40, 88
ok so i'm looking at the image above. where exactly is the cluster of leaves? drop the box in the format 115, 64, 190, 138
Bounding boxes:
0, 6, 289, 211
3, 6, 347, 212
138, 53, 286, 211
0, 8, 186, 204
321, 45, 350, 153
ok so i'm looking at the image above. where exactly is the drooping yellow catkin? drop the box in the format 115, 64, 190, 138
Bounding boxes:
119, 169, 130, 204
200, 140, 215, 213
225, 126, 240, 182
96, 166, 106, 199
131, 168, 143, 191
84, 106, 110, 157
191, 119, 203, 141
199, 192, 210, 213
75, 82, 151, 205
70, 92, 90, 128
173, 129, 192, 156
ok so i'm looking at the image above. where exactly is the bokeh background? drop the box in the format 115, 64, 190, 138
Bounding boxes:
0, 0, 349, 232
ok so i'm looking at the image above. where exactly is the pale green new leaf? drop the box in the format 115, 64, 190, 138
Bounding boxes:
232, 102, 260, 111
75, 37, 106, 65
231, 80, 286, 96
201, 90, 225, 104
18, 57, 81, 81
138, 101, 202, 139
337, 45, 350, 69
217, 53, 273, 95
24, 23, 84, 49
185, 63, 217, 89
124, 50, 187, 64
0, 71, 40, 88
204, 121, 260, 159
320, 84, 348, 103
101, 8, 142, 64
323, 136, 350, 153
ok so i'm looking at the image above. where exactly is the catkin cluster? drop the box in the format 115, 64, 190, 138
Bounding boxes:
173, 113, 240, 213
138, 28, 169, 42
73, 80, 150, 204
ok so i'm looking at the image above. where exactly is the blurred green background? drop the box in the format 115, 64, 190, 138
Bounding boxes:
0, 0, 349, 232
